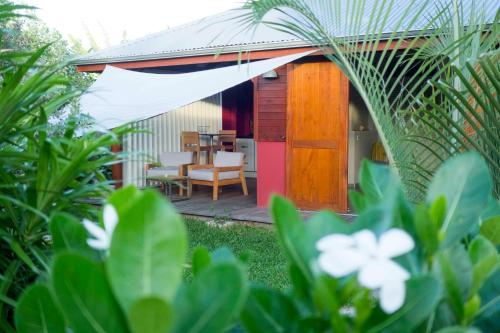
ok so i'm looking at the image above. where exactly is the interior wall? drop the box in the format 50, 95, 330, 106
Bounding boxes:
221, 81, 254, 138
348, 84, 380, 185
122, 94, 222, 187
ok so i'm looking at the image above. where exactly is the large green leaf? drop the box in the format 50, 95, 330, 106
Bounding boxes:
52, 253, 128, 333
240, 286, 299, 333
359, 159, 401, 206
427, 153, 493, 247
129, 297, 172, 333
172, 262, 248, 333
49, 212, 93, 257
270, 196, 311, 282
468, 235, 499, 297
107, 190, 187, 313
270, 196, 352, 284
436, 245, 473, 321
474, 268, 500, 332
367, 275, 442, 333
15, 284, 65, 333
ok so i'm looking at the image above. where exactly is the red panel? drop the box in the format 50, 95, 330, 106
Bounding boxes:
257, 142, 286, 207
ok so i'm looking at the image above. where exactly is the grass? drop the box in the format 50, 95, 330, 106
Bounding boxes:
184, 218, 290, 289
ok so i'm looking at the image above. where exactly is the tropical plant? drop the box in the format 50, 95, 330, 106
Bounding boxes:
1, 7, 97, 131
15, 187, 249, 333
240, 152, 499, 332
14, 153, 499, 333
0, 1, 128, 330
238, 0, 500, 200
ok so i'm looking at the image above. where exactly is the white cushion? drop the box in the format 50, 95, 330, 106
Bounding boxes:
189, 169, 240, 181
147, 166, 179, 177
214, 152, 244, 167
159, 152, 192, 167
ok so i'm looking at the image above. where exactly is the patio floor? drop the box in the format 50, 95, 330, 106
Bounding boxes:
172, 178, 356, 224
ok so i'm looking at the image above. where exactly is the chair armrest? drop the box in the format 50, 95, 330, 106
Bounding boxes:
188, 164, 214, 171
179, 163, 194, 176
214, 166, 243, 172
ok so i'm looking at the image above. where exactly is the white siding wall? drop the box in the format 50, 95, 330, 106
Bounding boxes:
123, 94, 222, 187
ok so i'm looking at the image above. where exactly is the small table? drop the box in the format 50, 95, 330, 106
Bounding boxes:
199, 133, 219, 163
145, 175, 191, 202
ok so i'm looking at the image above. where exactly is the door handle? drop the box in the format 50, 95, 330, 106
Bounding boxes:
281, 135, 286, 140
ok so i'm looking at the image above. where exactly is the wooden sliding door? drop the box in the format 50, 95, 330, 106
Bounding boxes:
286, 62, 349, 212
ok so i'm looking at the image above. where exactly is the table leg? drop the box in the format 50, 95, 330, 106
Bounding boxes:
186, 178, 193, 198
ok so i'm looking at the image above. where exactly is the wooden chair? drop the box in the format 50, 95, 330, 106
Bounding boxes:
214, 130, 237, 152
181, 131, 210, 164
188, 151, 248, 200
145, 152, 193, 195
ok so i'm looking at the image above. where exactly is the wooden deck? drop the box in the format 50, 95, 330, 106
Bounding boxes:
171, 178, 356, 224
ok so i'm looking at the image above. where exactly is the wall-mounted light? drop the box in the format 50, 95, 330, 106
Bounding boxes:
262, 70, 279, 80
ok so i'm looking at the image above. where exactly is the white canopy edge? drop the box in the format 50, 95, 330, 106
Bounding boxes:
80, 50, 315, 130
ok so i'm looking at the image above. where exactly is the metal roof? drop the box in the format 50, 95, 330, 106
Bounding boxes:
73, 0, 498, 66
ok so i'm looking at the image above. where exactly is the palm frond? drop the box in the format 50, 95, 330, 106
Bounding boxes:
238, 0, 499, 200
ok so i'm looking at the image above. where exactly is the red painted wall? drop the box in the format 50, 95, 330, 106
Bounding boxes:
257, 142, 286, 207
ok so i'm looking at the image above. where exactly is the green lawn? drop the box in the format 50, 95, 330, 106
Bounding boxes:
184, 219, 290, 289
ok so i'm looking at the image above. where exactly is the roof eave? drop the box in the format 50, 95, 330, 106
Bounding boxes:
71, 40, 309, 66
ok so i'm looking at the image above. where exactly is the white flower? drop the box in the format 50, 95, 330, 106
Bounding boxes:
316, 228, 414, 314
83, 204, 119, 251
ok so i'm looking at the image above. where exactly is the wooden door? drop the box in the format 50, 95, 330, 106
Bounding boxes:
286, 62, 348, 212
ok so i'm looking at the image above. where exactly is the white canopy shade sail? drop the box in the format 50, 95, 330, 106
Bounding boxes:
80, 50, 315, 129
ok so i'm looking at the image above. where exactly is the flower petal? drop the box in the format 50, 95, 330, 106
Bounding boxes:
318, 248, 368, 278
103, 204, 119, 235
316, 234, 355, 252
380, 278, 407, 314
87, 237, 110, 250
378, 228, 414, 259
83, 219, 107, 240
358, 259, 410, 289
353, 229, 377, 256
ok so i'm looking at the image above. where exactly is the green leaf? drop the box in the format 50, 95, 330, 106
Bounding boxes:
348, 190, 366, 213
15, 284, 65, 333
367, 275, 442, 333
210, 246, 237, 264
240, 286, 299, 333
271, 196, 353, 284
192, 246, 211, 276
434, 327, 481, 333
358, 159, 401, 206
270, 196, 310, 282
468, 235, 499, 297
52, 253, 128, 333
414, 204, 439, 257
480, 216, 500, 245
172, 263, 248, 333
436, 245, 473, 321
129, 297, 172, 333
474, 268, 500, 332
107, 185, 142, 216
49, 212, 93, 256
430, 196, 447, 229
427, 152, 493, 248
108, 190, 187, 313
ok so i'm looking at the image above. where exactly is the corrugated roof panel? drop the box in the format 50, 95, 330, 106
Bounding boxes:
74, 0, 498, 65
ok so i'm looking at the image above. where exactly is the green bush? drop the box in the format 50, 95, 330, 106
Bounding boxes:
14, 153, 499, 333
